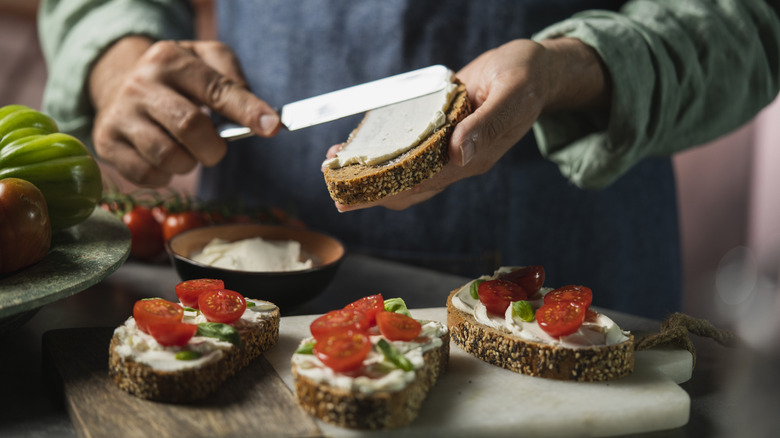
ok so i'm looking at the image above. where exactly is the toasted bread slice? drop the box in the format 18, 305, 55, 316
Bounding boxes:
323, 82, 471, 205
291, 321, 449, 429
447, 286, 634, 382
109, 299, 280, 402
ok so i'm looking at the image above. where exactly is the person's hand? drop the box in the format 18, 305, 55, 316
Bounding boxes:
329, 38, 610, 212
89, 37, 281, 187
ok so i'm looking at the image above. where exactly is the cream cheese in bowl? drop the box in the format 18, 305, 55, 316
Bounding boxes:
191, 237, 313, 272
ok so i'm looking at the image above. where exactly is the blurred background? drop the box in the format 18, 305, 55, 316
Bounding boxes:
2, 0, 778, 348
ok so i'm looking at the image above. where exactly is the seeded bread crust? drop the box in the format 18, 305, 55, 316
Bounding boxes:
292, 329, 449, 429
108, 305, 280, 402
323, 82, 471, 205
446, 289, 634, 382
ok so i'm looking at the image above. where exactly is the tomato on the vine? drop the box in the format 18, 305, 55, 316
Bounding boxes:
314, 331, 372, 372
162, 211, 206, 242
543, 285, 593, 309
536, 301, 587, 337
198, 289, 246, 324
477, 279, 527, 315
344, 294, 384, 326
123, 205, 164, 260
376, 311, 422, 341
175, 278, 225, 308
310, 308, 370, 340
133, 299, 184, 334
147, 322, 198, 346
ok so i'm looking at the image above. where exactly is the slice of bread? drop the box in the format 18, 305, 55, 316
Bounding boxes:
291, 321, 449, 429
323, 82, 471, 205
447, 287, 634, 382
109, 299, 280, 402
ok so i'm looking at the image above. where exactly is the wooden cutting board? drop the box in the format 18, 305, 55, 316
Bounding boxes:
45, 308, 692, 437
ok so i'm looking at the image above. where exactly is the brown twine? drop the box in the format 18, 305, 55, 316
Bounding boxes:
635, 312, 737, 368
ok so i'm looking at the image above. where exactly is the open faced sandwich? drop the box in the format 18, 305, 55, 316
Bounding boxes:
292, 295, 449, 429
322, 66, 471, 205
109, 278, 280, 402
447, 266, 634, 382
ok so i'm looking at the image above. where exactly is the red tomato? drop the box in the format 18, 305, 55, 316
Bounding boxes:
198, 289, 247, 324
310, 308, 370, 339
313, 331, 372, 372
499, 265, 545, 296
162, 211, 206, 242
147, 322, 198, 346
0, 178, 51, 275
151, 204, 168, 224
344, 294, 384, 326
536, 301, 587, 337
543, 285, 593, 309
376, 311, 422, 341
123, 205, 164, 260
175, 278, 225, 308
133, 299, 184, 333
477, 279, 528, 315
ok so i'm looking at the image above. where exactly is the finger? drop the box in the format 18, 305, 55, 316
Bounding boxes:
180, 41, 250, 88
122, 118, 198, 175
93, 134, 172, 187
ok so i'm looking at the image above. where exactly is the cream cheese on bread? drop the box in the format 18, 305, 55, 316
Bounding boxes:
324, 69, 458, 169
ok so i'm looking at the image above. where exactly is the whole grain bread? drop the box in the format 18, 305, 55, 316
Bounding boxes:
109, 305, 280, 402
446, 289, 634, 382
323, 82, 471, 205
292, 328, 449, 429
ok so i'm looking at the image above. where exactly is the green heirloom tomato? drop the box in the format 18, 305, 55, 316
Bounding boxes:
0, 105, 102, 229
0, 178, 52, 276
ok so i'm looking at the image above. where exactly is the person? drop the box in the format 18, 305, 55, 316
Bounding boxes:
38, 0, 780, 319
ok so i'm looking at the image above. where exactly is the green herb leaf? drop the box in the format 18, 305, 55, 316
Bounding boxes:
196, 322, 241, 347
175, 350, 202, 361
295, 341, 315, 355
384, 298, 412, 316
182, 306, 198, 313
376, 339, 414, 372
512, 300, 535, 322
470, 279, 485, 300
246, 301, 256, 308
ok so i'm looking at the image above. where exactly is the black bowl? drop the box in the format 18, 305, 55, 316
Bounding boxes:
166, 223, 345, 312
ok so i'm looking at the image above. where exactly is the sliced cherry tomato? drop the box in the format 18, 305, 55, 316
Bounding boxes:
543, 285, 593, 309
147, 322, 198, 346
376, 311, 422, 341
536, 301, 587, 337
499, 265, 545, 296
162, 211, 206, 242
123, 205, 164, 260
310, 308, 370, 339
133, 299, 184, 334
313, 331, 371, 372
175, 278, 225, 308
477, 279, 528, 315
344, 294, 384, 326
198, 289, 247, 324
585, 308, 599, 323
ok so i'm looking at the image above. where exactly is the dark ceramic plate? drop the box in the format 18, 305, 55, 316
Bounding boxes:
0, 208, 131, 333
166, 223, 345, 313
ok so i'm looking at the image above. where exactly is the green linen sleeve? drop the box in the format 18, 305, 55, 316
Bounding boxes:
38, 0, 195, 145
532, 0, 780, 189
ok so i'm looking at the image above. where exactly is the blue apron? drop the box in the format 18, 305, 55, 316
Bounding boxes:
202, 0, 681, 319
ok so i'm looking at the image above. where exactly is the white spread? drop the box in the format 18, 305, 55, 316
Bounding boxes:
452, 267, 630, 349
292, 320, 447, 394
191, 237, 313, 272
323, 69, 458, 169
112, 299, 277, 371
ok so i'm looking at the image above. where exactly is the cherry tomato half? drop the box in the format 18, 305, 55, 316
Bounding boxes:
133, 299, 184, 334
344, 294, 384, 326
376, 311, 422, 341
310, 308, 370, 340
477, 279, 528, 315
499, 265, 545, 296
147, 322, 198, 346
162, 211, 206, 242
198, 289, 247, 324
175, 278, 225, 308
313, 331, 372, 373
543, 285, 593, 309
536, 301, 587, 338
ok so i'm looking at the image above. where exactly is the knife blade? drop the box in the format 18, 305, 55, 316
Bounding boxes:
216, 64, 451, 140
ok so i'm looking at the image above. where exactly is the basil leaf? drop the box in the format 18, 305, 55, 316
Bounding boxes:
175, 350, 202, 361
469, 279, 485, 300
295, 341, 315, 355
196, 322, 241, 347
376, 339, 414, 372
512, 300, 535, 322
384, 298, 412, 316
246, 301, 256, 308
182, 306, 198, 313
